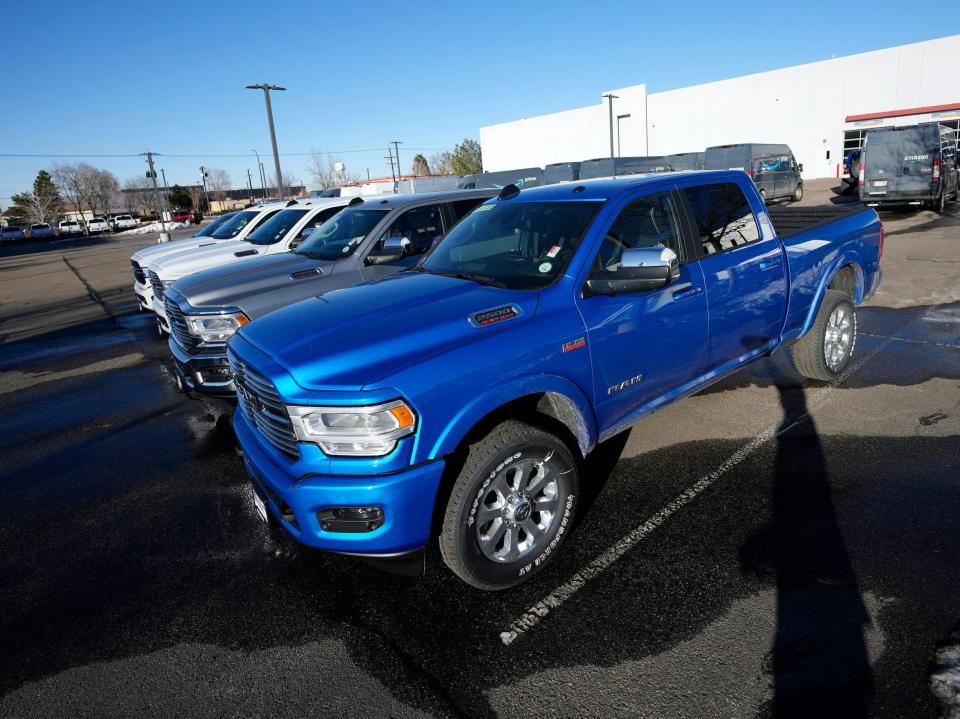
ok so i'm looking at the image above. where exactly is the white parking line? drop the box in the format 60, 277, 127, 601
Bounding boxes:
500, 344, 883, 647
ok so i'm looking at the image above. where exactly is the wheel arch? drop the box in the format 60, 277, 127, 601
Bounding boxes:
799, 258, 864, 338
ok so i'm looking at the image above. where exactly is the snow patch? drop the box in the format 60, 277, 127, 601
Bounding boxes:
117, 221, 190, 236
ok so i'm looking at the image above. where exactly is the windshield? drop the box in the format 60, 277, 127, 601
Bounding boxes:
294, 208, 388, 260
245, 209, 308, 245
209, 210, 258, 239
195, 212, 235, 237
420, 200, 601, 291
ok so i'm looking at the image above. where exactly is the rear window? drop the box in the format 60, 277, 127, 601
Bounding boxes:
682, 183, 761, 255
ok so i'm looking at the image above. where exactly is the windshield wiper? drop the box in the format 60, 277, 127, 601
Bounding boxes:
421, 268, 508, 289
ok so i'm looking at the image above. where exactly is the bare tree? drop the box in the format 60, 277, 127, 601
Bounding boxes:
51, 162, 97, 230
270, 171, 302, 197
12, 192, 63, 226
206, 168, 231, 204
307, 149, 359, 189
87, 168, 120, 218
122, 176, 161, 216
428, 151, 454, 176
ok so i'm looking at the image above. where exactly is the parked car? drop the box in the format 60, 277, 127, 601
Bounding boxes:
109, 214, 139, 231
543, 162, 582, 185
226, 171, 883, 588
578, 156, 674, 180
87, 217, 111, 234
457, 168, 544, 190
0, 225, 25, 244
58, 219, 83, 237
29, 223, 54, 240
163, 189, 496, 397
704, 143, 803, 203
171, 211, 195, 224
859, 123, 959, 212
145, 201, 303, 332
130, 211, 240, 312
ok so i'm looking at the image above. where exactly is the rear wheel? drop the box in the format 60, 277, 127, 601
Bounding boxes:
439, 420, 579, 590
936, 188, 947, 214
790, 289, 857, 382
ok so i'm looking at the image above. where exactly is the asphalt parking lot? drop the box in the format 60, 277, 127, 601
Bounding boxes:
0, 181, 958, 718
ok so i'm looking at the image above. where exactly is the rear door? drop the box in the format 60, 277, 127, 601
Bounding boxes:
899, 132, 935, 199
679, 180, 787, 369
577, 188, 709, 431
864, 139, 902, 199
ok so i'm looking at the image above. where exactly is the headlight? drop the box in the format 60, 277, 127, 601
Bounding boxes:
185, 313, 249, 344
287, 400, 416, 457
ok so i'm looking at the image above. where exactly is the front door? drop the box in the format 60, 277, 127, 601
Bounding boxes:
577, 188, 709, 432
679, 180, 787, 369
361, 202, 448, 281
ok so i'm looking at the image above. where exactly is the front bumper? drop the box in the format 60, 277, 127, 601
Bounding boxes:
169, 337, 235, 398
133, 281, 154, 312
234, 408, 445, 556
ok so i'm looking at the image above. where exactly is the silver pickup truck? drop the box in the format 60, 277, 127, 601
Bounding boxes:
163, 189, 496, 397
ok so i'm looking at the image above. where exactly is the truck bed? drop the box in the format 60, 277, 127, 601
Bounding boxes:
768, 204, 871, 239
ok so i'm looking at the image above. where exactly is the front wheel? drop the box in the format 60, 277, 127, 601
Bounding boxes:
439, 420, 579, 590
790, 289, 857, 382
792, 183, 803, 202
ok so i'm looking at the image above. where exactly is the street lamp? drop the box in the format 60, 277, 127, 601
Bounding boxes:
246, 84, 286, 199
603, 93, 618, 159
250, 149, 265, 201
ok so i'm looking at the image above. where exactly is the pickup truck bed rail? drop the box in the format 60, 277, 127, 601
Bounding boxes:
768, 204, 871, 238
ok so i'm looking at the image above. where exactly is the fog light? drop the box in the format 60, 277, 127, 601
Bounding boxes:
317, 506, 384, 533
198, 366, 231, 384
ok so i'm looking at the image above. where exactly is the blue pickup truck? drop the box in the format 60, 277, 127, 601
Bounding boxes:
227, 170, 883, 589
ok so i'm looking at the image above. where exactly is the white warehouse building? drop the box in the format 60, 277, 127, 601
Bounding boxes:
479, 34, 960, 180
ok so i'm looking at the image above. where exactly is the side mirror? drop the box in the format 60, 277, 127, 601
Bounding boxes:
584, 246, 680, 297
367, 236, 411, 265
797, 163, 804, 173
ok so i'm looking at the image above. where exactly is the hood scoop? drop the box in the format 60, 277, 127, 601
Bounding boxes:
290, 267, 324, 281
234, 249, 258, 257
469, 304, 522, 327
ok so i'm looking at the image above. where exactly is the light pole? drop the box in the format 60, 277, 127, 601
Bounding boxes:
251, 149, 266, 201
391, 140, 403, 194
603, 93, 618, 159
246, 84, 286, 199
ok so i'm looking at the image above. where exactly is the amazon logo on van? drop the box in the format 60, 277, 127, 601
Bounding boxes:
904, 154, 930, 161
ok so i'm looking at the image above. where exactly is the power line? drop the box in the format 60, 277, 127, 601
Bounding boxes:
0, 147, 452, 159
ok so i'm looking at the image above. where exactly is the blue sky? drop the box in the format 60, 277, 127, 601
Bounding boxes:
0, 0, 948, 203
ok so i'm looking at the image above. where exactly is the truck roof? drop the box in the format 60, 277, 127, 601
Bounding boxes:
493, 169, 746, 203
344, 188, 497, 209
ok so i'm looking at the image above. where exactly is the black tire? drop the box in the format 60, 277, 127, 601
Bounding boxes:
790, 289, 857, 382
792, 182, 803, 202
759, 188, 767, 204
936, 188, 947, 214
439, 420, 579, 590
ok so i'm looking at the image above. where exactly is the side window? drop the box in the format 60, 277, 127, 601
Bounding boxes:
591, 191, 684, 273
372, 203, 445, 266
293, 207, 341, 245
450, 197, 487, 222
682, 183, 762, 256
247, 209, 279, 234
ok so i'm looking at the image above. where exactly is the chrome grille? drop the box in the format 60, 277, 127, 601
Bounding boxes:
163, 295, 200, 353
228, 350, 299, 458
146, 269, 165, 300
131, 260, 146, 285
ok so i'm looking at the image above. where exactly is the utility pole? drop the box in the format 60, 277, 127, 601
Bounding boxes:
141, 150, 165, 236
199, 165, 209, 212
246, 84, 286, 199
251, 150, 266, 201
391, 140, 403, 193
246, 169, 254, 203
385, 149, 396, 193
160, 169, 169, 213
603, 94, 618, 159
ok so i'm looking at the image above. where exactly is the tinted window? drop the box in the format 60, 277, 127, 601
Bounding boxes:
245, 209, 309, 245
421, 201, 602, 291
682, 183, 761, 255
376, 203, 445, 258
291, 206, 343, 246
195, 212, 236, 237
209, 210, 259, 239
450, 197, 488, 222
592, 192, 685, 273
294, 208, 388, 260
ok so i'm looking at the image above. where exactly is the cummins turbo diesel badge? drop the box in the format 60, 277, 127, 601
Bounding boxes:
469, 304, 521, 327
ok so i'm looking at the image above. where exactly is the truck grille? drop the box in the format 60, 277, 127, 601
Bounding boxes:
163, 296, 200, 353
228, 350, 299, 458
147, 269, 166, 300
131, 260, 146, 285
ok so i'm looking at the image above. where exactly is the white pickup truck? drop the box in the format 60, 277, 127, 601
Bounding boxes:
131, 202, 287, 313
110, 215, 139, 231
87, 217, 111, 234
147, 197, 348, 334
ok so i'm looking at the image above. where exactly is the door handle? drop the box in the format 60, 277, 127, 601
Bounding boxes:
758, 257, 782, 271
672, 285, 703, 301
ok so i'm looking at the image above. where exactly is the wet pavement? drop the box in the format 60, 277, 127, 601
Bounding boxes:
0, 186, 958, 718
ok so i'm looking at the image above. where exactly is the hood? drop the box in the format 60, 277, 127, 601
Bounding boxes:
148, 239, 265, 279
171, 253, 335, 312
238, 272, 538, 391
131, 236, 227, 263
